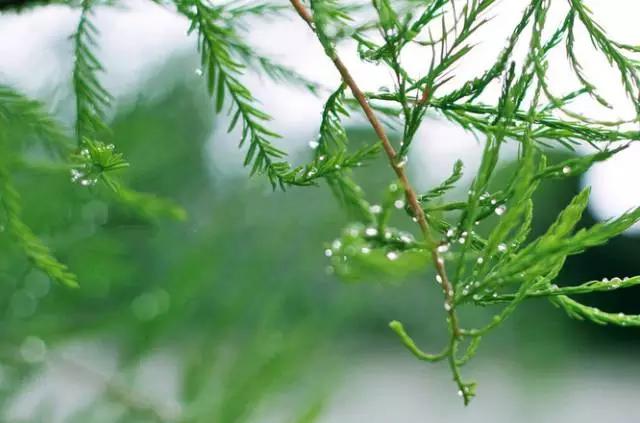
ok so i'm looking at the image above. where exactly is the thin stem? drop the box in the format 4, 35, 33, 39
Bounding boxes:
288, 0, 460, 334
288, 0, 469, 401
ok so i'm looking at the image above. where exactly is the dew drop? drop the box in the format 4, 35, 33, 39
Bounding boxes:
444, 303, 452, 311
369, 204, 382, 214
361, 247, 371, 254
389, 183, 399, 192
458, 237, 466, 244
457, 390, 463, 397
476, 257, 484, 264
400, 234, 412, 243
195, 68, 203, 76
437, 244, 449, 253
446, 229, 456, 238
324, 249, 333, 257
562, 166, 571, 175
332, 240, 342, 250
436, 275, 443, 284
494, 205, 507, 216
386, 251, 399, 261
497, 243, 507, 252
394, 200, 405, 209
319, 155, 326, 161
412, 217, 418, 223
308, 140, 320, 149
490, 199, 497, 205
396, 156, 408, 168
365, 227, 378, 237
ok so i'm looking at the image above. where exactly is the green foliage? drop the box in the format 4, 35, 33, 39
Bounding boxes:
3, 0, 640, 411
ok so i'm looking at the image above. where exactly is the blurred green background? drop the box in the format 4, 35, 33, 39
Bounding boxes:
1, 27, 640, 423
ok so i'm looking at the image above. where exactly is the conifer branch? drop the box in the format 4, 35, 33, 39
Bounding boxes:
290, 0, 469, 401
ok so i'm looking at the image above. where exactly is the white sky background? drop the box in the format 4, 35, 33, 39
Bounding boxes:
0, 0, 639, 231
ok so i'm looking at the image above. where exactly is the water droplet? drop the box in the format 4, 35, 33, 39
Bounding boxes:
79, 177, 97, 187
473, 294, 481, 301
324, 249, 333, 257
497, 243, 507, 252
386, 251, 399, 261
412, 217, 418, 223
400, 234, 412, 243
334, 164, 341, 170
437, 244, 449, 253
384, 231, 392, 240
458, 237, 466, 244
490, 199, 497, 205
361, 247, 371, 254
462, 288, 469, 295
476, 257, 484, 264
369, 205, 382, 214
378, 86, 390, 93
319, 155, 326, 161
195, 68, 203, 76
461, 231, 468, 237
618, 312, 625, 318
492, 292, 498, 298
332, 240, 342, 250
20, 336, 47, 363
389, 183, 399, 192
446, 229, 455, 238
436, 275, 443, 284
70, 168, 84, 182
457, 390, 463, 397
444, 303, 452, 311
494, 205, 507, 216
365, 227, 378, 237
394, 199, 405, 209
550, 284, 559, 291
562, 166, 571, 175
474, 220, 480, 226
308, 140, 320, 149
396, 156, 408, 168
437, 256, 444, 265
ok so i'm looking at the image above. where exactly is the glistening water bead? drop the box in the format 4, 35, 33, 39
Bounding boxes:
386, 251, 399, 261
494, 204, 507, 216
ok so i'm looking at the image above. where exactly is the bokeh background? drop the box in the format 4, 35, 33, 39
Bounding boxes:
0, 1, 639, 421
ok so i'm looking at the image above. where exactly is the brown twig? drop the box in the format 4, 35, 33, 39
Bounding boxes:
288, 0, 461, 338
